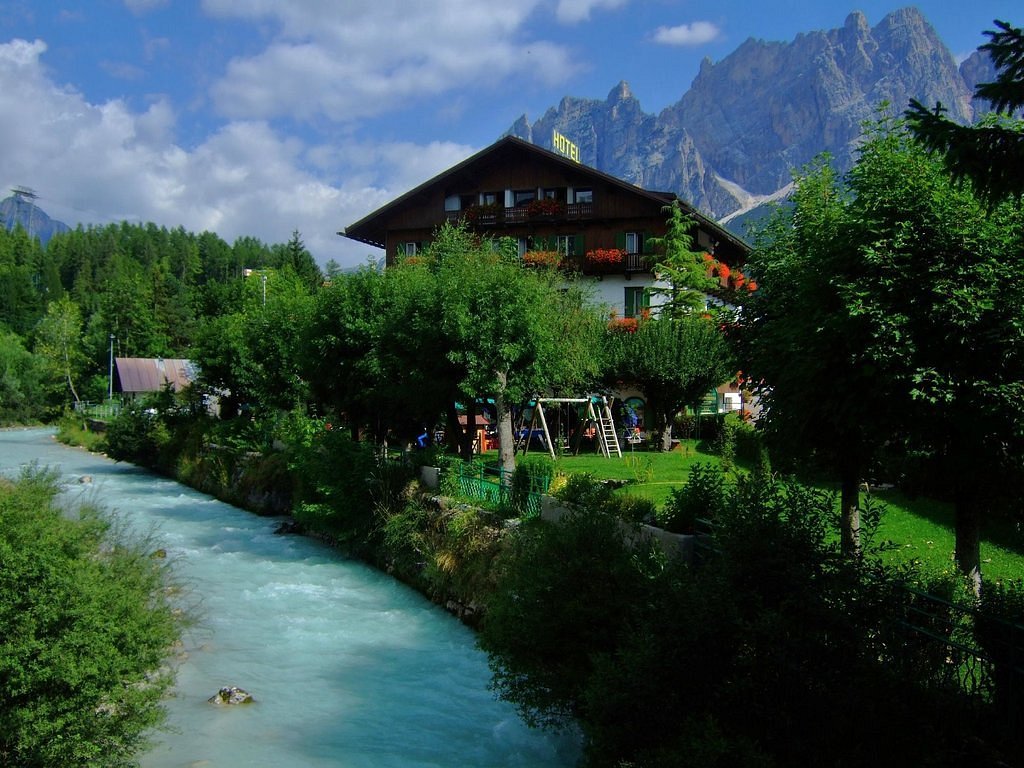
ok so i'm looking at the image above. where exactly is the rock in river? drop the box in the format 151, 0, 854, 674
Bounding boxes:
208, 686, 254, 705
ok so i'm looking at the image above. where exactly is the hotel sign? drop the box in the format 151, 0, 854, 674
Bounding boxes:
552, 129, 580, 163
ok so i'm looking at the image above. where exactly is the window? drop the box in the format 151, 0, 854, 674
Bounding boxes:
573, 188, 593, 204
444, 195, 460, 212
542, 187, 566, 201
624, 287, 650, 318
482, 191, 500, 206
556, 235, 576, 257
514, 189, 536, 207
625, 231, 644, 254
517, 237, 529, 257
400, 242, 419, 256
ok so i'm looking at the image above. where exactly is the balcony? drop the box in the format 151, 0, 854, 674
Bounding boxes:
574, 249, 652, 277
448, 201, 595, 227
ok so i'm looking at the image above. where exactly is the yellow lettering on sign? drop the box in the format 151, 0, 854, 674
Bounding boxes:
552, 129, 579, 163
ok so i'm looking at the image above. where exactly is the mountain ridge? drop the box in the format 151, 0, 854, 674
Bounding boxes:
507, 7, 995, 238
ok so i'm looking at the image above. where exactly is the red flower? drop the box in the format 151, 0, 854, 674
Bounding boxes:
585, 248, 626, 264
522, 250, 561, 267
607, 317, 639, 333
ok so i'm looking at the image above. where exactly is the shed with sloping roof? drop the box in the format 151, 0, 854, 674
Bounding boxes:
114, 358, 197, 398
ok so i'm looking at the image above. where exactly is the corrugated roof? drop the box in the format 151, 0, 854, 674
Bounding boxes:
115, 358, 197, 394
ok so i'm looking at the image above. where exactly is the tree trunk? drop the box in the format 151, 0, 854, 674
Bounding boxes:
494, 380, 516, 481
954, 486, 983, 596
458, 399, 477, 461
444, 401, 461, 454
839, 461, 861, 557
660, 413, 673, 452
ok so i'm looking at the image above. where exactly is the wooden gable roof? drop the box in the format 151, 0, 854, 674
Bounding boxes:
341, 134, 747, 255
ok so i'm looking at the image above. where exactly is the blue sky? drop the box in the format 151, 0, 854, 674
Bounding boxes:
0, 1, 1017, 267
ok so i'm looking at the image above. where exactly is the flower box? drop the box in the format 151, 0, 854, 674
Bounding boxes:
522, 250, 562, 268
526, 199, 565, 217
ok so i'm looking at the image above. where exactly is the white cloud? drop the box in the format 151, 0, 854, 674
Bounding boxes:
555, 0, 628, 24
0, 38, 466, 268
201, 0, 577, 122
653, 20, 720, 46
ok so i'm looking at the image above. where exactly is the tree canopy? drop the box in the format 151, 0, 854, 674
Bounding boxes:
743, 116, 1024, 579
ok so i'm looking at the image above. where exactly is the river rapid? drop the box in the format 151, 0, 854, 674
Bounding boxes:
0, 428, 579, 768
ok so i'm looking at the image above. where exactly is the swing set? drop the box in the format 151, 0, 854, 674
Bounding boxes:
514, 395, 622, 459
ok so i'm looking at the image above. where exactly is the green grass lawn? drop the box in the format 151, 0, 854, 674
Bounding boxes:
501, 442, 1024, 583
871, 488, 1024, 583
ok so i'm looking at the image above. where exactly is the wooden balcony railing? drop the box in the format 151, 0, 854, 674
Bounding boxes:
448, 202, 595, 227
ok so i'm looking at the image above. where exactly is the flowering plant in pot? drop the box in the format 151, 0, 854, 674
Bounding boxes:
526, 198, 565, 217
464, 202, 503, 223
585, 248, 626, 265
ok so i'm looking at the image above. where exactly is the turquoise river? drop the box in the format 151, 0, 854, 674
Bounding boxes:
0, 428, 580, 767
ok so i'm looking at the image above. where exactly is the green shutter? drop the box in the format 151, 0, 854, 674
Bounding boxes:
574, 234, 584, 256
614, 231, 626, 250
642, 288, 651, 309
642, 231, 652, 254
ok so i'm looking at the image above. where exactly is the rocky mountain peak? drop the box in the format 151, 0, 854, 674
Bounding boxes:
507, 6, 982, 236
843, 10, 871, 37
608, 80, 634, 102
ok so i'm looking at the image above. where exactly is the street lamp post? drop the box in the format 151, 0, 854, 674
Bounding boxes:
108, 334, 114, 402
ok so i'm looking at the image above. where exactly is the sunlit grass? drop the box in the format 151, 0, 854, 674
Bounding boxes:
498, 442, 1024, 581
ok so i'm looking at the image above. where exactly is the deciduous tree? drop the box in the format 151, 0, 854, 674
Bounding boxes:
604, 315, 734, 452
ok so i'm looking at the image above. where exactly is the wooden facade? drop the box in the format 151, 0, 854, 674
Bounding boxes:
342, 135, 748, 275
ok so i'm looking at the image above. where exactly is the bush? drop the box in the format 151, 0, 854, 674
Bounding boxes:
658, 462, 726, 533
608, 493, 657, 525
104, 399, 169, 468
553, 472, 615, 512
483, 469, 1007, 767
437, 455, 466, 498
479, 509, 662, 731
0, 468, 184, 767
286, 420, 377, 547
509, 454, 554, 517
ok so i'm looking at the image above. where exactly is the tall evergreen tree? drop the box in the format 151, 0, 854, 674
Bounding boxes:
906, 19, 1024, 204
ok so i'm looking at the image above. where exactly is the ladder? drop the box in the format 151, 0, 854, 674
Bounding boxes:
593, 396, 621, 458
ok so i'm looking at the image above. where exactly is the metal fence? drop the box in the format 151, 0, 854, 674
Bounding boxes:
448, 461, 547, 518
892, 585, 1024, 722
73, 400, 122, 419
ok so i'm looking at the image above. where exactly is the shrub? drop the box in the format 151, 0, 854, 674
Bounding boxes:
286, 422, 377, 548
553, 472, 615, 512
104, 399, 169, 468
483, 469, 1010, 766
0, 468, 184, 767
509, 454, 554, 517
658, 463, 726, 533
609, 493, 657, 525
